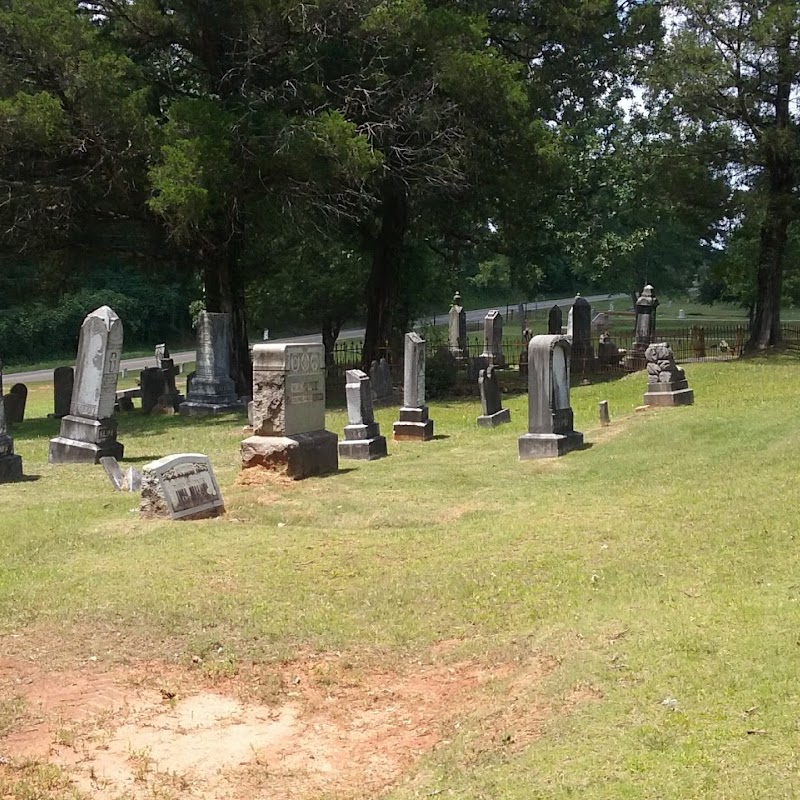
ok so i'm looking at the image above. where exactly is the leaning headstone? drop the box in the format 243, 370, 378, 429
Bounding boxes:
477, 365, 510, 428
547, 305, 562, 335
339, 369, 388, 460
140, 367, 166, 414
643, 343, 694, 406
179, 312, 242, 415
50, 366, 74, 419
448, 292, 468, 360
0, 388, 22, 482
100, 456, 125, 490
570, 294, 593, 373
241, 343, 338, 479
48, 306, 124, 464
624, 284, 659, 370
518, 335, 584, 459
140, 454, 224, 520
370, 358, 393, 406
3, 384, 26, 425
393, 332, 434, 441
480, 311, 505, 367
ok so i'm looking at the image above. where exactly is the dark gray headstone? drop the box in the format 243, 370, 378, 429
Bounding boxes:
548, 305, 563, 335
477, 365, 510, 428
370, 358, 392, 406
0, 385, 22, 482
140, 367, 166, 415
4, 383, 27, 424
52, 366, 74, 419
570, 295, 593, 371
599, 400, 610, 427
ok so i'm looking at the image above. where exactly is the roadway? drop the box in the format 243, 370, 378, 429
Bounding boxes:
5, 292, 625, 384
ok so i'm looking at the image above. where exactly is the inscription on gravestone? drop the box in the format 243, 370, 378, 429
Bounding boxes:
141, 454, 224, 520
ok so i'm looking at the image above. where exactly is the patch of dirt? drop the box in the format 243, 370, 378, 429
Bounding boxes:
0, 647, 589, 800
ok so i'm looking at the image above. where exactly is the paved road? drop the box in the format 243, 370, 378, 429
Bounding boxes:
6, 292, 626, 384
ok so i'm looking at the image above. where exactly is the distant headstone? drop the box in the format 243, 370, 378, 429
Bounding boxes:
608, 301, 615, 312
370, 358, 392, 406
480, 311, 506, 367
241, 343, 338, 479
48, 305, 124, 464
158, 358, 184, 411
339, 369, 388, 460
591, 312, 610, 332
179, 312, 242, 415
548, 305, 563, 336
393, 332, 434, 441
140, 367, 166, 414
477, 365, 510, 428
186, 370, 196, 396
599, 400, 611, 427
0, 384, 22, 482
4, 383, 27, 425
570, 294, 593, 373
140, 454, 224, 520
624, 284, 659, 371
643, 343, 694, 406
518, 335, 584, 459
677, 308, 686, 320
691, 326, 706, 358
154, 343, 170, 367
597, 332, 621, 369
448, 292, 468, 360
51, 366, 74, 419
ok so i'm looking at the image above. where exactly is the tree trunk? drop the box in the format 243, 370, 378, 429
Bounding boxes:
322, 318, 341, 374
361, 183, 409, 366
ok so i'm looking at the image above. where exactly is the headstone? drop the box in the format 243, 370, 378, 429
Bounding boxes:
140, 367, 166, 414
570, 294, 593, 373
3, 384, 26, 425
186, 370, 195, 396
393, 332, 434, 441
477, 365, 510, 428
678, 308, 686, 320
100, 456, 125, 490
480, 311, 506, 367
608, 301, 615, 312
599, 400, 611, 427
247, 400, 254, 428
140, 454, 224, 520
624, 284, 659, 370
691, 325, 706, 358
597, 332, 621, 369
643, 343, 694, 406
179, 312, 242, 415
339, 369, 388, 460
241, 343, 338, 479
50, 366, 74, 419
518, 335, 584, 459
48, 306, 125, 464
566, 306, 573, 339
157, 358, 184, 411
369, 358, 392, 406
0, 386, 22, 482
548, 305, 562, 336
448, 292, 468, 360
155, 343, 170, 367
591, 312, 610, 332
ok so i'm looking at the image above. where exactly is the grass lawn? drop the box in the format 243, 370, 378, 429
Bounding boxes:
2, 355, 800, 798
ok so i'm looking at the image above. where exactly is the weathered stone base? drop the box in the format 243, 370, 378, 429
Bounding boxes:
48, 415, 124, 464
241, 430, 338, 479
338, 436, 388, 461
179, 399, 243, 416
0, 454, 23, 482
393, 407, 434, 441
518, 431, 584, 460
643, 386, 694, 406
477, 408, 511, 428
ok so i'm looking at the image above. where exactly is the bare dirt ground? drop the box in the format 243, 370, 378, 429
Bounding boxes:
0, 646, 597, 799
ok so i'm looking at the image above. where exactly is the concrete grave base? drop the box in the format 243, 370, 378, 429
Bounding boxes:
643, 381, 694, 407
241, 430, 338, 479
179, 399, 244, 416
0, 454, 23, 482
338, 435, 388, 461
48, 416, 124, 464
518, 431, 584, 460
477, 408, 511, 428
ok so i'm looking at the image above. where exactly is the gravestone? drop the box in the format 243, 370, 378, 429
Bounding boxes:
370, 358, 393, 406
477, 365, 510, 428
157, 358, 184, 411
599, 400, 611, 427
140, 367, 166, 414
155, 343, 170, 367
548, 305, 563, 335
608, 301, 615, 312
4, 384, 27, 424
518, 335, 584, 459
339, 369, 388, 460
140, 453, 224, 520
241, 343, 338, 479
677, 308, 686, 320
50, 366, 74, 419
643, 343, 694, 406
480, 310, 505, 367
448, 292, 468, 360
591, 312, 610, 332
179, 312, 242, 415
48, 306, 124, 464
624, 284, 659, 370
393, 332, 434, 441
570, 294, 593, 373
0, 386, 22, 482
597, 332, 621, 369
100, 456, 141, 491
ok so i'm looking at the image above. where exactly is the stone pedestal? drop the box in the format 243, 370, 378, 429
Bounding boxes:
0, 435, 22, 482
241, 431, 338, 479
518, 430, 584, 459
643, 380, 694, 407
393, 406, 434, 441
477, 408, 511, 428
338, 422, 388, 460
48, 416, 124, 464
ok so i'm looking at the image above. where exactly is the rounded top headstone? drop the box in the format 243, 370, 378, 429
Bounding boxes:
453, 291, 462, 305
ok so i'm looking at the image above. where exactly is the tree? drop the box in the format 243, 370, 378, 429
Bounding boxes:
650, 0, 800, 350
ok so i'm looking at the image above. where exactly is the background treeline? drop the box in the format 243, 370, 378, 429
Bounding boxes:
2, 0, 800, 383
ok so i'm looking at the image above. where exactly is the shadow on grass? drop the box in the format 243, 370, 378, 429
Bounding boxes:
16, 474, 42, 482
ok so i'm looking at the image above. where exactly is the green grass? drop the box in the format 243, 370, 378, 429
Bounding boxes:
3, 357, 800, 797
